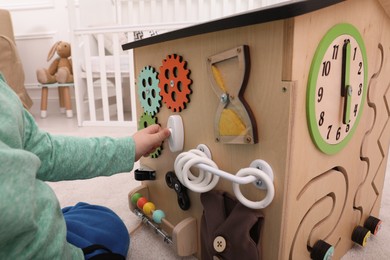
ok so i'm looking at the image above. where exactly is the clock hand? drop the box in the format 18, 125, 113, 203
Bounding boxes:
341, 39, 352, 124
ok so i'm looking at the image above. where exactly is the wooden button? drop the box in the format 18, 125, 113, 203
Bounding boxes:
213, 236, 226, 253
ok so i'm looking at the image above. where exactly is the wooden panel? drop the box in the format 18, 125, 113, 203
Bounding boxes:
378, 0, 390, 17
133, 20, 292, 259
281, 0, 390, 259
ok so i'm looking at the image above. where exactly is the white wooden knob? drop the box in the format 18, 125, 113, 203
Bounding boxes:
167, 115, 184, 152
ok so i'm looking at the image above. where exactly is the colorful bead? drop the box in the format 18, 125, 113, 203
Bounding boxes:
143, 202, 156, 215
152, 209, 166, 224
131, 193, 142, 205
137, 197, 148, 210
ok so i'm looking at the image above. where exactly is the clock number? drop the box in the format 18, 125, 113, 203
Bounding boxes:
327, 125, 332, 140
322, 61, 331, 76
336, 127, 341, 141
317, 87, 324, 102
354, 104, 358, 117
353, 47, 357, 60
358, 62, 363, 75
346, 124, 350, 133
319, 111, 325, 126
332, 45, 339, 60
358, 83, 362, 96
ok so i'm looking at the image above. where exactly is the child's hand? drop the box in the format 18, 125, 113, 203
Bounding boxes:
132, 124, 171, 161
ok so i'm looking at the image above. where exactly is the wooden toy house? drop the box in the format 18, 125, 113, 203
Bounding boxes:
123, 0, 390, 259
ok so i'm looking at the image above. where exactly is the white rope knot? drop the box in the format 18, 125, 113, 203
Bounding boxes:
174, 149, 220, 193
174, 147, 275, 209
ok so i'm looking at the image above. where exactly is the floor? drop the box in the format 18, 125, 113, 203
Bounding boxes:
32, 109, 136, 138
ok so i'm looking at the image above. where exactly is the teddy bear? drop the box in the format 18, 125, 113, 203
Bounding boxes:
36, 41, 74, 84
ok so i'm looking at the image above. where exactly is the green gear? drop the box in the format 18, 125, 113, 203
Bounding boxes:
138, 113, 163, 158
137, 66, 161, 116
138, 113, 156, 130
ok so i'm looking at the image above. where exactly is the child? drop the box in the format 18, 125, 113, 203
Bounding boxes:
0, 74, 170, 259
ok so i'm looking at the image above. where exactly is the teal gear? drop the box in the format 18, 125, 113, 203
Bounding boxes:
137, 66, 161, 116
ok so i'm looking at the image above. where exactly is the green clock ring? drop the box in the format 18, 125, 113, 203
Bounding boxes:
307, 23, 368, 154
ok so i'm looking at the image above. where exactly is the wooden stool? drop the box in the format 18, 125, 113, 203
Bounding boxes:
39, 83, 74, 118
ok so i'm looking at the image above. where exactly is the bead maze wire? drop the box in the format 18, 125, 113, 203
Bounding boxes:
133, 208, 173, 244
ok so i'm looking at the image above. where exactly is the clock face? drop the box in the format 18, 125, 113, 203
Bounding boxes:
307, 23, 368, 154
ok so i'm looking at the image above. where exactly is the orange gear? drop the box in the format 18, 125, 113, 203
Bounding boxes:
158, 54, 192, 112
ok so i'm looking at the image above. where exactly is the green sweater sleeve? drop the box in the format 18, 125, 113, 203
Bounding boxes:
22, 110, 135, 182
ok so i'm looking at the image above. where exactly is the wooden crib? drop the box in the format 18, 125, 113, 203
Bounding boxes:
66, 0, 286, 126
